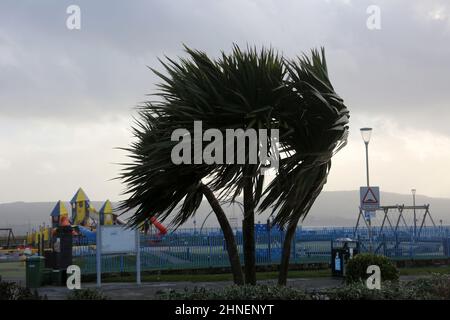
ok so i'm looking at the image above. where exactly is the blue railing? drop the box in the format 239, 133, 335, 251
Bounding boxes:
73, 226, 450, 275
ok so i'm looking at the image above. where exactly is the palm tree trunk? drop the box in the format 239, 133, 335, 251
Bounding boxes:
199, 183, 244, 285
277, 166, 328, 286
277, 218, 299, 285
243, 177, 256, 285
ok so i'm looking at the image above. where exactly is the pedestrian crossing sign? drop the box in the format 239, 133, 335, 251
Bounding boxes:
360, 186, 380, 211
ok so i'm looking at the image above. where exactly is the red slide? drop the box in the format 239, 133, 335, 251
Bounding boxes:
149, 216, 167, 236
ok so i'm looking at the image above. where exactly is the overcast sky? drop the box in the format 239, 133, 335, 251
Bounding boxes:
1, 0, 450, 203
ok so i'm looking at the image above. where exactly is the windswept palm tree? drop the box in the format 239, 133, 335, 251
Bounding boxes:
258, 51, 349, 285
119, 45, 348, 286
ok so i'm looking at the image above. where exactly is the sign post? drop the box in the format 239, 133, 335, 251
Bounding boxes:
96, 225, 140, 287
360, 186, 380, 212
360, 186, 380, 252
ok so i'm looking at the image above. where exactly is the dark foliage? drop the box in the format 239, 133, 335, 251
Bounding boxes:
66, 288, 110, 300
345, 253, 399, 284
0, 280, 46, 300
119, 44, 349, 231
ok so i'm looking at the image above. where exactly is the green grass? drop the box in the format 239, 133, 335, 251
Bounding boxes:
99, 265, 450, 283
100, 268, 332, 283
4, 257, 450, 285
0, 261, 25, 281
398, 265, 450, 276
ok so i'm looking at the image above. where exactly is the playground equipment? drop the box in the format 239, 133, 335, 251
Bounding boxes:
99, 200, 114, 226
148, 216, 167, 236
50, 201, 69, 228
23, 187, 170, 287
70, 188, 92, 226
354, 204, 437, 240
0, 228, 17, 249
73, 225, 96, 242
141, 217, 168, 244
26, 187, 168, 250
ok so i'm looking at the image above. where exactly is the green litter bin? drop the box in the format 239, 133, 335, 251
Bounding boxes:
51, 269, 66, 286
42, 268, 53, 285
26, 256, 45, 288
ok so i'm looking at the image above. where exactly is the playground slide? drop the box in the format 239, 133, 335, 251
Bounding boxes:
84, 208, 126, 226
150, 216, 168, 236
74, 217, 167, 239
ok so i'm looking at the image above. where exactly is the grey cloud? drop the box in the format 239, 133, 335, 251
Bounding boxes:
1, 0, 450, 202
1, 0, 449, 129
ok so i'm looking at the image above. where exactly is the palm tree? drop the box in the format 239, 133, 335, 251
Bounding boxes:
258, 50, 349, 285
118, 110, 245, 284
119, 45, 348, 286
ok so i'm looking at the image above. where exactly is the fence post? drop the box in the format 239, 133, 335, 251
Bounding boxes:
447, 237, 450, 258
136, 230, 141, 285
445, 230, 450, 257
356, 235, 361, 253
446, 230, 450, 257
96, 226, 102, 287
292, 229, 296, 263
37, 234, 41, 256
267, 225, 271, 263
408, 234, 412, 258
208, 235, 212, 268
395, 233, 399, 257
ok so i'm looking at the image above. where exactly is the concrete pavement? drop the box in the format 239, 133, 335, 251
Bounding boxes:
37, 277, 346, 300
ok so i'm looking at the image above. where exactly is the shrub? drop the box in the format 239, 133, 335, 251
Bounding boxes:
345, 253, 399, 284
66, 288, 110, 300
325, 281, 415, 300
407, 273, 450, 300
156, 274, 450, 300
0, 280, 45, 300
327, 274, 450, 300
157, 285, 313, 300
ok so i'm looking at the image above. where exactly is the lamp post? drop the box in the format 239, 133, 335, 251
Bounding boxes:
360, 127, 373, 251
412, 188, 416, 240
360, 128, 372, 187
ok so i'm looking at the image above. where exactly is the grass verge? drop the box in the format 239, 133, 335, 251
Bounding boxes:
98, 265, 450, 283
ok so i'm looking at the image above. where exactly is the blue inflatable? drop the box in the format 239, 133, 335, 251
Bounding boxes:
76, 225, 96, 242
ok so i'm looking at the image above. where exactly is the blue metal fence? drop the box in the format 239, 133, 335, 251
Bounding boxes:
73, 226, 450, 275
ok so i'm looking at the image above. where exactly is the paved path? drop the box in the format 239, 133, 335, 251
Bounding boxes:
37, 274, 434, 300
37, 277, 345, 300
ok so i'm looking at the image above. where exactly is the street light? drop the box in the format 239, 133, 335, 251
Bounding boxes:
412, 188, 416, 240
360, 127, 373, 187
360, 127, 373, 251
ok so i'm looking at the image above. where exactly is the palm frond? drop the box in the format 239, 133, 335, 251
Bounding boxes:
119, 45, 349, 230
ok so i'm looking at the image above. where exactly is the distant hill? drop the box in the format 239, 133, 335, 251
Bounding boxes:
1, 191, 449, 235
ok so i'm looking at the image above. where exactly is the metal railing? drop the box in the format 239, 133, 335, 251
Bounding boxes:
72, 226, 450, 275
